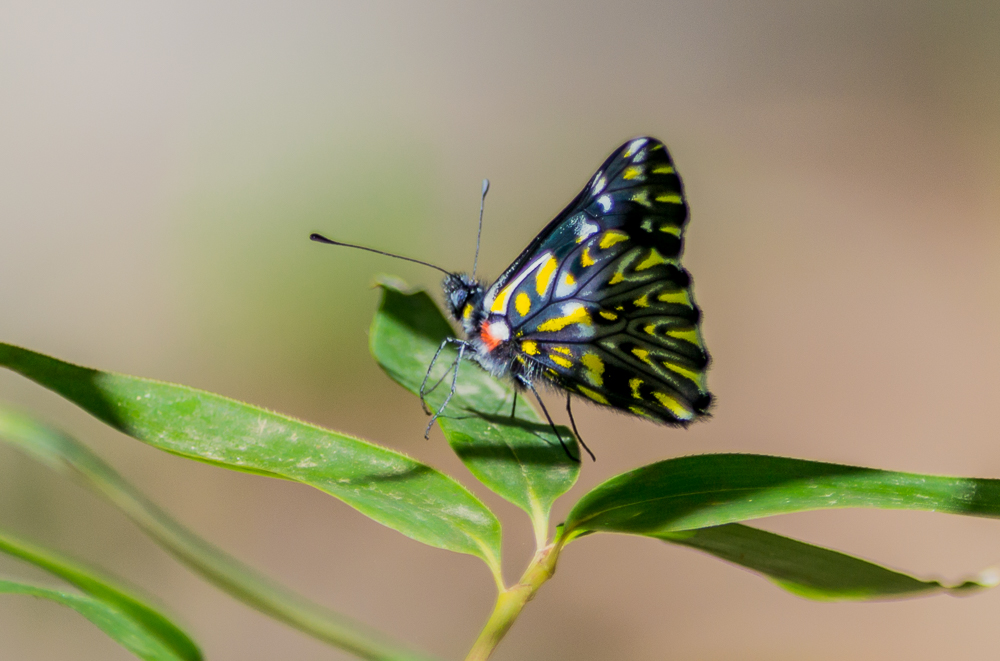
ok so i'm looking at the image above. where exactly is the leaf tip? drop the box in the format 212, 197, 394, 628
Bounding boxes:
971, 566, 1000, 588
372, 274, 414, 293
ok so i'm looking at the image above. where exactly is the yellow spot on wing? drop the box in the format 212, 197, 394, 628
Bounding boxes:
535, 256, 558, 296
644, 324, 656, 335
581, 247, 595, 267
629, 405, 653, 418
609, 272, 625, 285
581, 353, 605, 386
550, 354, 573, 368
490, 286, 511, 313
537, 305, 591, 332
664, 361, 704, 387
656, 193, 683, 204
599, 310, 618, 320
652, 164, 675, 174
623, 166, 642, 180
629, 378, 643, 400
564, 272, 575, 286
599, 230, 629, 249
521, 340, 539, 355
658, 290, 690, 305
631, 189, 652, 207
632, 347, 654, 365
635, 293, 650, 308
515, 292, 531, 316
666, 328, 701, 344
636, 248, 668, 271
659, 224, 682, 236
653, 391, 693, 419
579, 386, 609, 405
551, 346, 571, 355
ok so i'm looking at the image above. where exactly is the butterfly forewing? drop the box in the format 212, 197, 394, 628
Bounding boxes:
487, 137, 711, 425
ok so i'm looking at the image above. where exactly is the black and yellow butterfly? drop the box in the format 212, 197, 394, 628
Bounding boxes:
314, 137, 711, 459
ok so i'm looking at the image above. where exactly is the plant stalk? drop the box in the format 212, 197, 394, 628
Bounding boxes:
464, 542, 562, 661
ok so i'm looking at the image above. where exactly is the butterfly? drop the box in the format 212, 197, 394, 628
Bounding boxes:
313, 137, 712, 459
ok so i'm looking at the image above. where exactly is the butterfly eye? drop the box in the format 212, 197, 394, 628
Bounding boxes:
449, 290, 468, 317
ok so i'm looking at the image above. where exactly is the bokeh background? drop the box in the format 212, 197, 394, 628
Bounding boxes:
2, 1, 1000, 659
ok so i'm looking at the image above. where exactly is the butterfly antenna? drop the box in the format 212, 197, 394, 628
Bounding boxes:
310, 233, 452, 276
471, 178, 490, 279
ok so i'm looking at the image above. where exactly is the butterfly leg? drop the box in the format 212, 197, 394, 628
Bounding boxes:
566, 395, 596, 461
420, 337, 463, 415
424, 342, 467, 439
519, 377, 579, 463
509, 392, 518, 419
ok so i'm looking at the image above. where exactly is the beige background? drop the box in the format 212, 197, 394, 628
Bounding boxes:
2, 1, 1000, 659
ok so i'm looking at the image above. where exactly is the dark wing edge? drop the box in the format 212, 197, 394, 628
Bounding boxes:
488, 137, 667, 295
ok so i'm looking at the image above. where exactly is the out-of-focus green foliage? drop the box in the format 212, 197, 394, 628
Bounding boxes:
0, 525, 201, 661
0, 404, 441, 661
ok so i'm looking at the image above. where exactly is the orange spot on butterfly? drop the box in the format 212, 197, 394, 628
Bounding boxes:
480, 323, 503, 351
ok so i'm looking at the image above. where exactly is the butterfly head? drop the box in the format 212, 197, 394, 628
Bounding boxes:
442, 272, 486, 334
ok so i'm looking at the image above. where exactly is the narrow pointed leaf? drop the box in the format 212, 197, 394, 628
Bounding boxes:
0, 343, 501, 572
564, 453, 1000, 537
656, 523, 995, 601
369, 279, 579, 535
0, 530, 201, 661
0, 405, 442, 661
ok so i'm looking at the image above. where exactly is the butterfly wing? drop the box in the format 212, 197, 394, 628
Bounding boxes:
483, 137, 712, 424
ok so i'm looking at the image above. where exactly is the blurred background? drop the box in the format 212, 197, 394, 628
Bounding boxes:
1, 1, 999, 659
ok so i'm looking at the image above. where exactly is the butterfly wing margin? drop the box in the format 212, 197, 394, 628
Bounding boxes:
482, 137, 683, 314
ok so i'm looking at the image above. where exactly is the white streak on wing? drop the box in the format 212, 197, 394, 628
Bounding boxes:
627, 138, 648, 157
555, 270, 578, 298
591, 173, 606, 194
485, 252, 553, 315
597, 195, 612, 212
577, 218, 599, 241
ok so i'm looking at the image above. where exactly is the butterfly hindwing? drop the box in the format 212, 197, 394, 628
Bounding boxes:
486, 136, 712, 425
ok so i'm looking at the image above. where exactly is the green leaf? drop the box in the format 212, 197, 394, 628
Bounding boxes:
369, 279, 580, 542
563, 453, 1000, 537
0, 529, 201, 661
0, 405, 442, 661
656, 523, 995, 601
0, 342, 501, 573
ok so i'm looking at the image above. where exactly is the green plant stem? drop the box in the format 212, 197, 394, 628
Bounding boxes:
464, 542, 562, 661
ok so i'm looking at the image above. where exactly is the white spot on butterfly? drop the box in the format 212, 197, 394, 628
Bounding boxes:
576, 218, 599, 242
488, 320, 510, 342
597, 195, 612, 212
626, 138, 648, 158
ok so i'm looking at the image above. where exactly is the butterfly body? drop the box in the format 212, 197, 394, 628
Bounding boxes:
440, 136, 712, 427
